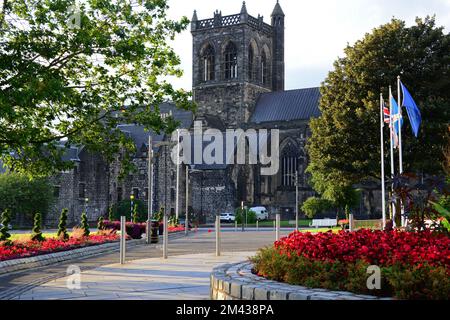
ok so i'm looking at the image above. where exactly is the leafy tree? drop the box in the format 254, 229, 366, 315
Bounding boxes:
0, 173, 54, 224
31, 212, 44, 241
0, 209, 11, 241
0, 0, 193, 177
234, 208, 257, 225
307, 17, 450, 204
57, 208, 69, 240
301, 197, 333, 218
111, 199, 147, 222
80, 210, 90, 237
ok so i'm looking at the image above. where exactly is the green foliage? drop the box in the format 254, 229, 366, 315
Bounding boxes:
57, 208, 69, 240
430, 201, 450, 232
252, 247, 450, 300
307, 17, 450, 200
153, 209, 163, 223
0, 0, 194, 177
97, 216, 105, 231
168, 215, 179, 227
301, 197, 333, 218
0, 173, 53, 223
108, 206, 113, 222
0, 209, 11, 241
31, 213, 44, 242
235, 208, 257, 224
132, 204, 139, 223
80, 210, 90, 237
110, 200, 147, 222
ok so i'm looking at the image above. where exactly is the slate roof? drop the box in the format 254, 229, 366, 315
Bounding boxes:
118, 102, 194, 156
250, 87, 321, 124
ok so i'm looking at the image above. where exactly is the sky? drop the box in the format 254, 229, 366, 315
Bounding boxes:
165, 0, 450, 91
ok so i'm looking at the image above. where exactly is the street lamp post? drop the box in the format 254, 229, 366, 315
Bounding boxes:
285, 171, 300, 231
175, 129, 180, 220
241, 201, 245, 232
130, 194, 135, 222
147, 135, 153, 244
185, 166, 189, 236
84, 197, 89, 219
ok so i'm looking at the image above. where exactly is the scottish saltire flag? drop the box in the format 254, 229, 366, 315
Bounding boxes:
400, 82, 422, 137
390, 96, 402, 148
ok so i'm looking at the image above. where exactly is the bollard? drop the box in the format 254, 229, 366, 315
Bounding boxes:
146, 220, 151, 244
235, 220, 237, 232
163, 214, 168, 259
256, 220, 259, 231
215, 215, 221, 257
120, 216, 126, 264
275, 214, 281, 241
273, 220, 276, 232
349, 214, 354, 232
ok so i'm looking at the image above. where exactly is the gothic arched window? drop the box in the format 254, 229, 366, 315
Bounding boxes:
248, 45, 255, 81
201, 45, 215, 82
281, 141, 300, 187
261, 51, 269, 85
224, 42, 238, 80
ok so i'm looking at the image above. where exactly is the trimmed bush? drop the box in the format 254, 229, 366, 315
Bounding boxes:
57, 208, 69, 240
80, 211, 90, 237
31, 213, 44, 242
0, 209, 11, 241
97, 216, 105, 231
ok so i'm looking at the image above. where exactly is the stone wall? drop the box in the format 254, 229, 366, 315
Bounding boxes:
210, 261, 392, 301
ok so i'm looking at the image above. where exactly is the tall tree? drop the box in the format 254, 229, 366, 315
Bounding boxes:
0, 0, 193, 177
307, 17, 450, 198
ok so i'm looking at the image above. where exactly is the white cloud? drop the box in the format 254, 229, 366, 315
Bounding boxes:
166, 0, 450, 90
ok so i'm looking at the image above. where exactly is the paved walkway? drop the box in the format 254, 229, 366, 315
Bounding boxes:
12, 252, 254, 300
2, 231, 291, 300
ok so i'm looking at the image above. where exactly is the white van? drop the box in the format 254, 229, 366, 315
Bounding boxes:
250, 207, 269, 221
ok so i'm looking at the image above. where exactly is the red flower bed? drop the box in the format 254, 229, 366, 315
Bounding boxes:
274, 229, 450, 268
0, 234, 119, 262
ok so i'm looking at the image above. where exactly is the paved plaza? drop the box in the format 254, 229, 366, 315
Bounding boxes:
1, 231, 290, 300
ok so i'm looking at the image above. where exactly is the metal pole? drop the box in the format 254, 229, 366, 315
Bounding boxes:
175, 129, 180, 220
256, 220, 259, 231
380, 93, 387, 230
349, 213, 354, 232
185, 167, 189, 236
215, 215, 221, 257
147, 136, 153, 244
235, 220, 237, 232
120, 216, 126, 264
241, 201, 245, 232
389, 86, 397, 228
397, 76, 405, 227
163, 210, 168, 259
295, 171, 299, 231
275, 213, 280, 241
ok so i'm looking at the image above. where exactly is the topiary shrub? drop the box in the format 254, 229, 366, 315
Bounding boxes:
110, 200, 147, 222
57, 208, 69, 240
132, 204, 139, 223
80, 211, 90, 237
108, 206, 114, 222
31, 213, 44, 242
97, 216, 105, 231
0, 209, 12, 242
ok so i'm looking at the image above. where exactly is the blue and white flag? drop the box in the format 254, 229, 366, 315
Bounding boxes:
400, 82, 422, 138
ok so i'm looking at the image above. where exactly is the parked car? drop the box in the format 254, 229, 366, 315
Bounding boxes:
220, 213, 236, 223
250, 207, 269, 221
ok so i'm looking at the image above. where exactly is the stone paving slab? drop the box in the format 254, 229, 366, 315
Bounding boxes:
14, 252, 255, 300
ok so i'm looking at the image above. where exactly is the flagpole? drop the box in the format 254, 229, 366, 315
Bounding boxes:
389, 86, 396, 228
380, 93, 386, 230
397, 76, 405, 227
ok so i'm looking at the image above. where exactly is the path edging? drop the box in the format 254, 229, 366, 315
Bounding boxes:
210, 262, 393, 301
0, 231, 189, 276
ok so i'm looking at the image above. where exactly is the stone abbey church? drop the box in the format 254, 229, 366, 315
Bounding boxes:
42, 2, 380, 226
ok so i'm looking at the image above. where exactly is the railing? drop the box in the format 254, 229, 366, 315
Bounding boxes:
194, 14, 273, 36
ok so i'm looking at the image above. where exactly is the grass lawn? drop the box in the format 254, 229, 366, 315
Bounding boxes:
248, 219, 313, 228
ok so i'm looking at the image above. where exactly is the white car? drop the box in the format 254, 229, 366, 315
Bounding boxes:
220, 213, 235, 223
250, 207, 269, 221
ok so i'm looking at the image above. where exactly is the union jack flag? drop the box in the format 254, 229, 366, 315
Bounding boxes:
383, 104, 390, 124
